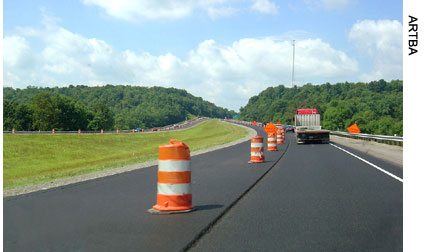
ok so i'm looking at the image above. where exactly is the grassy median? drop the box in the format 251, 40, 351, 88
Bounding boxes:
3, 120, 248, 190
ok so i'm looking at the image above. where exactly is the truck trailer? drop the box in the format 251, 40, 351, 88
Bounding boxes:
294, 109, 330, 144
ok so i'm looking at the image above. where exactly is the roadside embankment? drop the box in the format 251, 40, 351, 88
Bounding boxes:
330, 135, 402, 168
4, 119, 256, 197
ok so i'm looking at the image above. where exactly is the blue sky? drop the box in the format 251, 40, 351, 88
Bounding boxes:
3, 0, 403, 110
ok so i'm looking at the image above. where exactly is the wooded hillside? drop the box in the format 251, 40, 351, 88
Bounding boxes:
239, 79, 403, 136
3, 85, 236, 131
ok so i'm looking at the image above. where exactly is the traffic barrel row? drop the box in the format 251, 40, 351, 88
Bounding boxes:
149, 122, 286, 214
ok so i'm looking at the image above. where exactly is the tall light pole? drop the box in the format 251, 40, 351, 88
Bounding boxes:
292, 40, 295, 87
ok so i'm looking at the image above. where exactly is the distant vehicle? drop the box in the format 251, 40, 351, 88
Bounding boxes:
135, 128, 142, 132
294, 108, 330, 144
285, 125, 294, 132
152, 128, 158, 132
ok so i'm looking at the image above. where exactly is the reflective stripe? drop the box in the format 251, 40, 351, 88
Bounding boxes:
268, 143, 277, 147
251, 143, 264, 148
158, 171, 191, 184
268, 138, 276, 141
251, 152, 264, 156
158, 160, 190, 172
158, 183, 191, 195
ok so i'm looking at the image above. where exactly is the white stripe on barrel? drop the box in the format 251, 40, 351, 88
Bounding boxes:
157, 183, 192, 195
158, 160, 190, 172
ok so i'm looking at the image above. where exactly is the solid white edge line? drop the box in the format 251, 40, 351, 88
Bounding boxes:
330, 143, 403, 183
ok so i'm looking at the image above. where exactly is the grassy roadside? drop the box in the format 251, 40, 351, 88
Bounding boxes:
3, 120, 248, 190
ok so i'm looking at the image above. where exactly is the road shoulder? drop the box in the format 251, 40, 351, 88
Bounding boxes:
330, 135, 402, 168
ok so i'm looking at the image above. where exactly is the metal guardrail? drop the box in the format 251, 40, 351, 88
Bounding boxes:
330, 131, 403, 147
3, 118, 207, 135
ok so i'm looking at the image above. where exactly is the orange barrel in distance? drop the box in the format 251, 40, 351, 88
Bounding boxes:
267, 132, 278, 151
151, 139, 193, 213
277, 129, 284, 144
249, 136, 264, 163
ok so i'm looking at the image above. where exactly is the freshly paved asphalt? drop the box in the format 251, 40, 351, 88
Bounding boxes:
3, 124, 285, 251
190, 131, 403, 252
3, 124, 403, 251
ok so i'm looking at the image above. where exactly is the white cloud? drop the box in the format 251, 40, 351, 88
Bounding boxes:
206, 6, 238, 19
305, 0, 354, 10
83, 0, 281, 21
4, 18, 359, 110
251, 0, 279, 14
83, 0, 243, 21
349, 19, 402, 82
83, 0, 196, 21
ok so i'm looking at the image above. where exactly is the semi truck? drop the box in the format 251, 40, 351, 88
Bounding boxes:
294, 109, 330, 144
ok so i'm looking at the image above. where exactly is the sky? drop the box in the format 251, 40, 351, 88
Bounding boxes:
3, 0, 403, 111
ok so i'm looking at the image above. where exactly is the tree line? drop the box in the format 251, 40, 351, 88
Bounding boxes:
3, 85, 236, 131
239, 79, 403, 136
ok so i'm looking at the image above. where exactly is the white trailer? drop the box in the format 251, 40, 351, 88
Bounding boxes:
294, 112, 330, 144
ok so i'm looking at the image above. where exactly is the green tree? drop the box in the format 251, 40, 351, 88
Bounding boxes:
31, 92, 57, 131
322, 101, 352, 131
88, 103, 114, 130
31, 92, 90, 131
3, 100, 18, 131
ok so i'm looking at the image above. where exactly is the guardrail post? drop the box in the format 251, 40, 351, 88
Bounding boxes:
52, 128, 55, 135
101, 129, 104, 134
12, 128, 15, 134
78, 129, 81, 134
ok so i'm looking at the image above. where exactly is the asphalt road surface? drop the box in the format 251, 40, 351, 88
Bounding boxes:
190, 131, 403, 252
3, 124, 402, 251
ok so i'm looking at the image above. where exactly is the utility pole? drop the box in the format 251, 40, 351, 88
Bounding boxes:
292, 40, 295, 87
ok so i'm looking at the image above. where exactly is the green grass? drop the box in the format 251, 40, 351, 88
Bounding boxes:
3, 120, 248, 189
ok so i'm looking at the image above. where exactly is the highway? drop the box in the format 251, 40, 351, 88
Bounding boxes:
3, 124, 402, 251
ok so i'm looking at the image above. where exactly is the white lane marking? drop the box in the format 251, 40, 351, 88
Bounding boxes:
330, 143, 403, 183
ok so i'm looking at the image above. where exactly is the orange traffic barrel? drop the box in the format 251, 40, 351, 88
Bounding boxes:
249, 136, 264, 163
149, 139, 193, 214
277, 129, 284, 144
267, 133, 278, 151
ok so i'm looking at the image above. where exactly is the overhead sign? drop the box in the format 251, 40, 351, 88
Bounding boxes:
347, 124, 361, 133
233, 115, 239, 119
264, 122, 278, 134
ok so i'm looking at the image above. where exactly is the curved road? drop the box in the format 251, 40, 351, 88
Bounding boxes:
3, 124, 402, 251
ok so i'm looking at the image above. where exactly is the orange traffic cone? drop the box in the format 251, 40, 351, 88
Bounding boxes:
148, 139, 194, 214
249, 136, 264, 163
